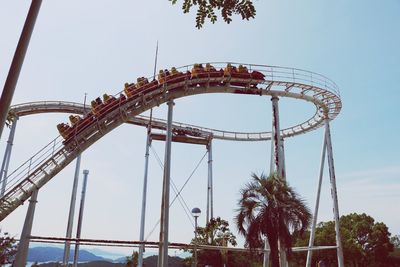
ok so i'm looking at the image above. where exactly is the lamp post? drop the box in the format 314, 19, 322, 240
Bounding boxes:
191, 207, 201, 267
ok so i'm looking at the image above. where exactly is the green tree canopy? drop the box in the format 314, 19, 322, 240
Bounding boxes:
235, 172, 311, 267
293, 213, 395, 267
170, 0, 256, 28
185, 217, 237, 266
0, 230, 18, 265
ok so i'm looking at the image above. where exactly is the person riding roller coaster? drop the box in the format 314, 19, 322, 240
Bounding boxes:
68, 115, 81, 126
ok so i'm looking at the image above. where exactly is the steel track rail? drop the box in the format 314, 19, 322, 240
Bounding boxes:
0, 63, 341, 221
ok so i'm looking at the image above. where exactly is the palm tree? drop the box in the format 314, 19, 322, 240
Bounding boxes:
235, 172, 311, 267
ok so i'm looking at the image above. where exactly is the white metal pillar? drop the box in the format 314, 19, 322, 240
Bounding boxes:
158, 100, 174, 267
263, 237, 270, 267
270, 96, 284, 177
306, 132, 327, 267
63, 154, 82, 266
14, 189, 39, 267
280, 137, 286, 179
0, 118, 18, 197
138, 131, 152, 267
269, 96, 287, 267
73, 169, 89, 267
325, 119, 345, 267
206, 139, 214, 224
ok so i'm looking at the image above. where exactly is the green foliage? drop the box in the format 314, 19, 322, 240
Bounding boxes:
0, 229, 18, 265
235, 172, 312, 267
186, 217, 237, 266
125, 251, 138, 267
292, 213, 395, 267
5, 110, 17, 128
170, 0, 256, 28
392, 235, 400, 249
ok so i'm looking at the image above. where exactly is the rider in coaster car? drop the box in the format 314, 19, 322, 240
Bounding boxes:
136, 77, 149, 88
191, 64, 205, 78
238, 64, 249, 73
69, 115, 81, 126
158, 70, 166, 84
171, 67, 180, 75
205, 63, 216, 72
57, 123, 71, 139
124, 82, 133, 97
224, 63, 237, 76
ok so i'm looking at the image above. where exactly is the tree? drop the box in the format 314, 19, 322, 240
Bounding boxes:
185, 217, 238, 266
0, 230, 18, 265
292, 213, 395, 267
235, 172, 311, 267
126, 251, 139, 267
170, 0, 256, 28
392, 235, 400, 249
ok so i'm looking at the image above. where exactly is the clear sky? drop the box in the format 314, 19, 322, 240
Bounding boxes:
1, 0, 399, 256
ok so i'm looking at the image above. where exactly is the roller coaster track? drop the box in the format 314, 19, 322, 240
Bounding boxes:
0, 63, 341, 222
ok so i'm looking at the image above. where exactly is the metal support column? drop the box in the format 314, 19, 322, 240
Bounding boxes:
0, 118, 18, 197
270, 96, 287, 267
73, 169, 89, 267
306, 132, 327, 267
206, 139, 214, 224
14, 189, 39, 267
63, 154, 82, 266
325, 119, 345, 267
280, 137, 286, 179
158, 101, 174, 267
270, 96, 284, 177
138, 132, 152, 267
0, 0, 42, 139
262, 237, 270, 267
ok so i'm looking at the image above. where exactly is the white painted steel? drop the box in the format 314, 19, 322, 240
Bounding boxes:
138, 132, 151, 267
73, 169, 89, 267
325, 119, 345, 267
306, 132, 327, 267
0, 119, 17, 197
63, 154, 82, 265
14, 189, 38, 267
0, 63, 342, 224
159, 101, 174, 267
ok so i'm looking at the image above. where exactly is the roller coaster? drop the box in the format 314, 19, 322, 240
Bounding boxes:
0, 62, 343, 267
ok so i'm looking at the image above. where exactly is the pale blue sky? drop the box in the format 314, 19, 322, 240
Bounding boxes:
1, 0, 399, 256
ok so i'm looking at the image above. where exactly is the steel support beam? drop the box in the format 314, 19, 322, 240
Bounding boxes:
138, 132, 152, 267
63, 154, 82, 266
269, 96, 287, 267
324, 119, 345, 267
1, 118, 18, 197
158, 101, 174, 267
263, 237, 270, 267
73, 169, 89, 267
0, 0, 42, 139
306, 132, 327, 267
14, 189, 39, 267
206, 139, 214, 224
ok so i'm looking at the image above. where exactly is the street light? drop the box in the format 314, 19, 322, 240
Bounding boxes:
191, 207, 201, 267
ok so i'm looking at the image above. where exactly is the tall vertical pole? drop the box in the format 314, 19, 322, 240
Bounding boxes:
206, 139, 214, 224
271, 96, 283, 177
0, 0, 42, 139
194, 216, 198, 267
158, 100, 174, 267
280, 137, 286, 179
324, 119, 345, 267
306, 131, 327, 267
0, 118, 18, 197
73, 169, 89, 267
270, 96, 287, 267
263, 237, 270, 267
63, 154, 82, 266
138, 133, 152, 267
14, 189, 39, 267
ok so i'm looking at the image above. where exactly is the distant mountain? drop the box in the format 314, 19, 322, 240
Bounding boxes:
35, 255, 185, 267
28, 246, 109, 262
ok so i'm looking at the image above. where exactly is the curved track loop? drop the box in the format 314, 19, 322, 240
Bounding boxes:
0, 63, 341, 221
